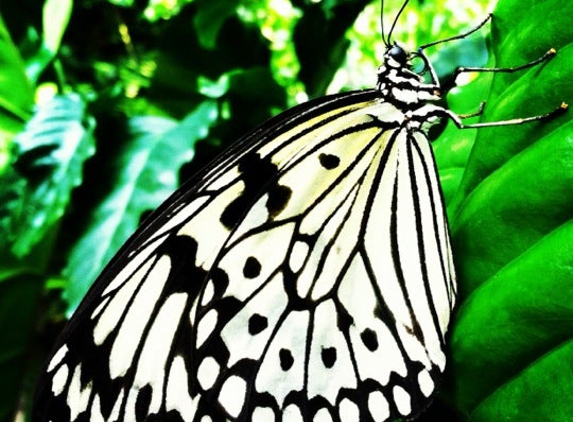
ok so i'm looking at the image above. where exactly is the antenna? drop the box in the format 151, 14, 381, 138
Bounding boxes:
387, 0, 411, 44
380, 0, 387, 45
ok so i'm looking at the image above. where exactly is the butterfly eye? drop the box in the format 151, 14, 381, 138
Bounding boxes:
387, 43, 409, 64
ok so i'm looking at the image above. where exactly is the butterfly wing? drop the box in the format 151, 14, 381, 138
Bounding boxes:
34, 89, 455, 422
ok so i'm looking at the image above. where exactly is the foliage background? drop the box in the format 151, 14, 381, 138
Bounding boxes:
0, 0, 571, 421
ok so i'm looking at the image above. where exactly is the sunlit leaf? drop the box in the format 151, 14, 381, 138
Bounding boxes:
0, 13, 34, 149
43, 0, 73, 54
3, 94, 95, 257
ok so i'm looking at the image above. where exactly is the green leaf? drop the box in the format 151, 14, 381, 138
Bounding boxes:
150, 9, 272, 117
293, 0, 370, 97
0, 13, 34, 145
434, 73, 495, 205
450, 220, 573, 418
2, 94, 95, 257
469, 334, 573, 421
42, 0, 73, 54
63, 100, 218, 313
453, 6, 573, 205
445, 0, 573, 419
106, 0, 134, 7
450, 0, 573, 295
23, 0, 74, 85
193, 0, 241, 49
451, 116, 573, 294
226, 67, 287, 127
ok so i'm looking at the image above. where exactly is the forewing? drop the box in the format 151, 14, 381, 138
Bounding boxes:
34, 90, 455, 422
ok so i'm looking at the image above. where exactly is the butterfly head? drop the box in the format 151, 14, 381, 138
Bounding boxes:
384, 42, 411, 68
377, 41, 441, 105
378, 41, 420, 85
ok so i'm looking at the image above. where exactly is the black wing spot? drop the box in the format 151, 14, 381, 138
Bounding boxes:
145, 414, 162, 422
164, 410, 186, 422
220, 152, 292, 226
159, 235, 207, 298
248, 314, 268, 335
221, 153, 278, 229
279, 348, 294, 371
243, 256, 261, 279
135, 385, 152, 421
318, 153, 340, 169
210, 267, 230, 297
267, 184, 292, 218
321, 347, 337, 368
360, 328, 379, 351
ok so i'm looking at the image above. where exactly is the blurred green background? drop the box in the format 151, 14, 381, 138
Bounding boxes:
2, 0, 573, 421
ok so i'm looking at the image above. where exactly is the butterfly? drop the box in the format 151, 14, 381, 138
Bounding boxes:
33, 1, 565, 422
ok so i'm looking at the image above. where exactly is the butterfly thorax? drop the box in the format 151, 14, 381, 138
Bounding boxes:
375, 43, 445, 132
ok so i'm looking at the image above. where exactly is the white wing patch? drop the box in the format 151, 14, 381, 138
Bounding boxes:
51, 363, 69, 396
221, 273, 289, 367
218, 375, 247, 418
89, 395, 104, 422
307, 300, 357, 404
218, 223, 295, 302
132, 293, 188, 413
196, 308, 218, 348
92, 258, 153, 346
255, 311, 310, 407
368, 391, 390, 422
418, 369, 435, 397
197, 356, 220, 390
48, 345, 68, 373
339, 398, 360, 422
392, 385, 412, 416
338, 254, 408, 384
109, 255, 172, 379
166, 356, 199, 422
252, 407, 275, 422
67, 365, 92, 421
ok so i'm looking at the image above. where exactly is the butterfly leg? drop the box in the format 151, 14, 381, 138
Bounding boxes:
444, 102, 568, 129
447, 44, 569, 128
454, 48, 557, 77
457, 102, 485, 120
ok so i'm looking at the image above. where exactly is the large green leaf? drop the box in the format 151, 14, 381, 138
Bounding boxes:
445, 0, 573, 419
453, 2, 573, 208
451, 220, 573, 419
63, 100, 218, 313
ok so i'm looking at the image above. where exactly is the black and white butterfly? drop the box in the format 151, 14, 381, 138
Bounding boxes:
33, 1, 565, 422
